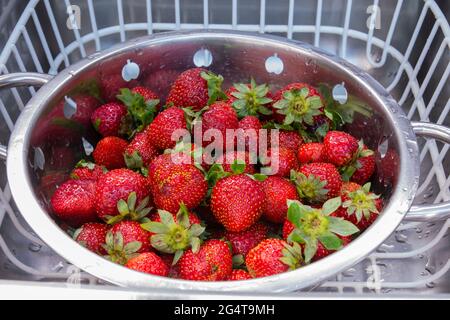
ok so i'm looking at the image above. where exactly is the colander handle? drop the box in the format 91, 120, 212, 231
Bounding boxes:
405, 121, 450, 222
0, 72, 53, 161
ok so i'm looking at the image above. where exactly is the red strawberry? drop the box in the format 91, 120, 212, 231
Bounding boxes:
271, 130, 303, 154
229, 269, 252, 280
167, 68, 226, 111
262, 176, 299, 223
226, 79, 273, 118
344, 144, 376, 184
297, 143, 326, 164
160, 253, 182, 278
283, 198, 358, 262
340, 182, 362, 194
236, 115, 262, 152
215, 151, 256, 174
51, 179, 97, 227
201, 101, 239, 149
146, 107, 187, 151
99, 73, 135, 102
211, 174, 265, 232
125, 252, 169, 277
93, 136, 128, 170
110, 220, 151, 253
124, 131, 159, 170
95, 169, 152, 222
74, 222, 108, 254
246, 239, 302, 278
141, 205, 205, 265
131, 86, 160, 110
224, 221, 269, 257
261, 147, 299, 177
272, 83, 324, 126
333, 182, 382, 231
91, 102, 128, 137
323, 131, 358, 167
70, 160, 107, 181
292, 162, 342, 203
148, 153, 208, 213
178, 239, 233, 281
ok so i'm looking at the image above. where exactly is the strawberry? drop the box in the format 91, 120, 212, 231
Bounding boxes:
51, 179, 97, 227
146, 107, 187, 150
272, 83, 324, 126
262, 176, 299, 223
131, 86, 160, 110
141, 204, 206, 265
297, 143, 326, 164
271, 130, 303, 154
95, 169, 152, 223
223, 221, 269, 257
160, 253, 182, 278
333, 182, 382, 231
236, 115, 262, 152
178, 239, 233, 281
93, 136, 128, 170
201, 101, 239, 149
341, 142, 376, 184
340, 182, 362, 194
70, 160, 107, 181
125, 252, 169, 277
211, 174, 265, 232
291, 163, 342, 203
229, 269, 252, 280
91, 102, 128, 137
246, 239, 302, 278
261, 147, 299, 177
110, 220, 151, 253
124, 131, 159, 172
284, 198, 358, 262
323, 131, 359, 167
226, 79, 273, 118
166, 68, 226, 111
215, 151, 256, 174
73, 222, 108, 254
99, 72, 135, 102
148, 153, 208, 213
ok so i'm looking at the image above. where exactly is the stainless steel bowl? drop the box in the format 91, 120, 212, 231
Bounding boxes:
1, 31, 449, 292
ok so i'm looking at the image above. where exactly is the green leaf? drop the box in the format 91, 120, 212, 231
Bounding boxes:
318, 231, 342, 250
127, 192, 137, 212
173, 250, 184, 265
321, 197, 342, 215
303, 237, 318, 263
117, 199, 129, 216
232, 254, 245, 267
230, 159, 246, 174
158, 210, 175, 225
287, 201, 302, 228
327, 216, 360, 236
252, 173, 268, 181
123, 241, 142, 254
141, 221, 170, 234
189, 224, 206, 237
190, 237, 201, 253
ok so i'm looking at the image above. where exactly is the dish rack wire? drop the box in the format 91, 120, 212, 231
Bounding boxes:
0, 0, 449, 296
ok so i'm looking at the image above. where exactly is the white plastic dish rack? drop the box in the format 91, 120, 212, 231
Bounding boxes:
0, 0, 449, 298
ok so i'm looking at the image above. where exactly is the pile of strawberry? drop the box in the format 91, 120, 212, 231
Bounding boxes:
50, 67, 382, 281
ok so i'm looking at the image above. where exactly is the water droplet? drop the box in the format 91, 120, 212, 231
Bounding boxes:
426, 282, 436, 288
342, 268, 356, 277
395, 231, 408, 243
52, 261, 64, 272
28, 243, 42, 252
416, 227, 422, 234
193, 48, 213, 67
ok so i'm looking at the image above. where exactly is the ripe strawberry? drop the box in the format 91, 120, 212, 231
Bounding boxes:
124, 131, 159, 171
148, 153, 208, 213
246, 239, 302, 278
297, 143, 326, 164
262, 176, 299, 223
125, 252, 169, 277
91, 102, 128, 137
229, 269, 252, 281
110, 220, 151, 253
141, 204, 206, 265
211, 174, 265, 232
95, 169, 152, 222
272, 83, 324, 126
292, 162, 342, 203
215, 151, 256, 174
131, 86, 160, 110
323, 131, 359, 167
271, 130, 303, 154
178, 239, 233, 281
99, 72, 135, 102
236, 115, 262, 152
70, 160, 107, 181
201, 101, 239, 149
333, 182, 382, 231
160, 253, 182, 278
73, 222, 108, 254
340, 182, 362, 194
283, 198, 358, 262
51, 179, 97, 227
223, 221, 269, 257
341, 143, 376, 184
226, 79, 273, 118
166, 68, 226, 111
261, 147, 299, 177
93, 136, 128, 170
146, 107, 186, 151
